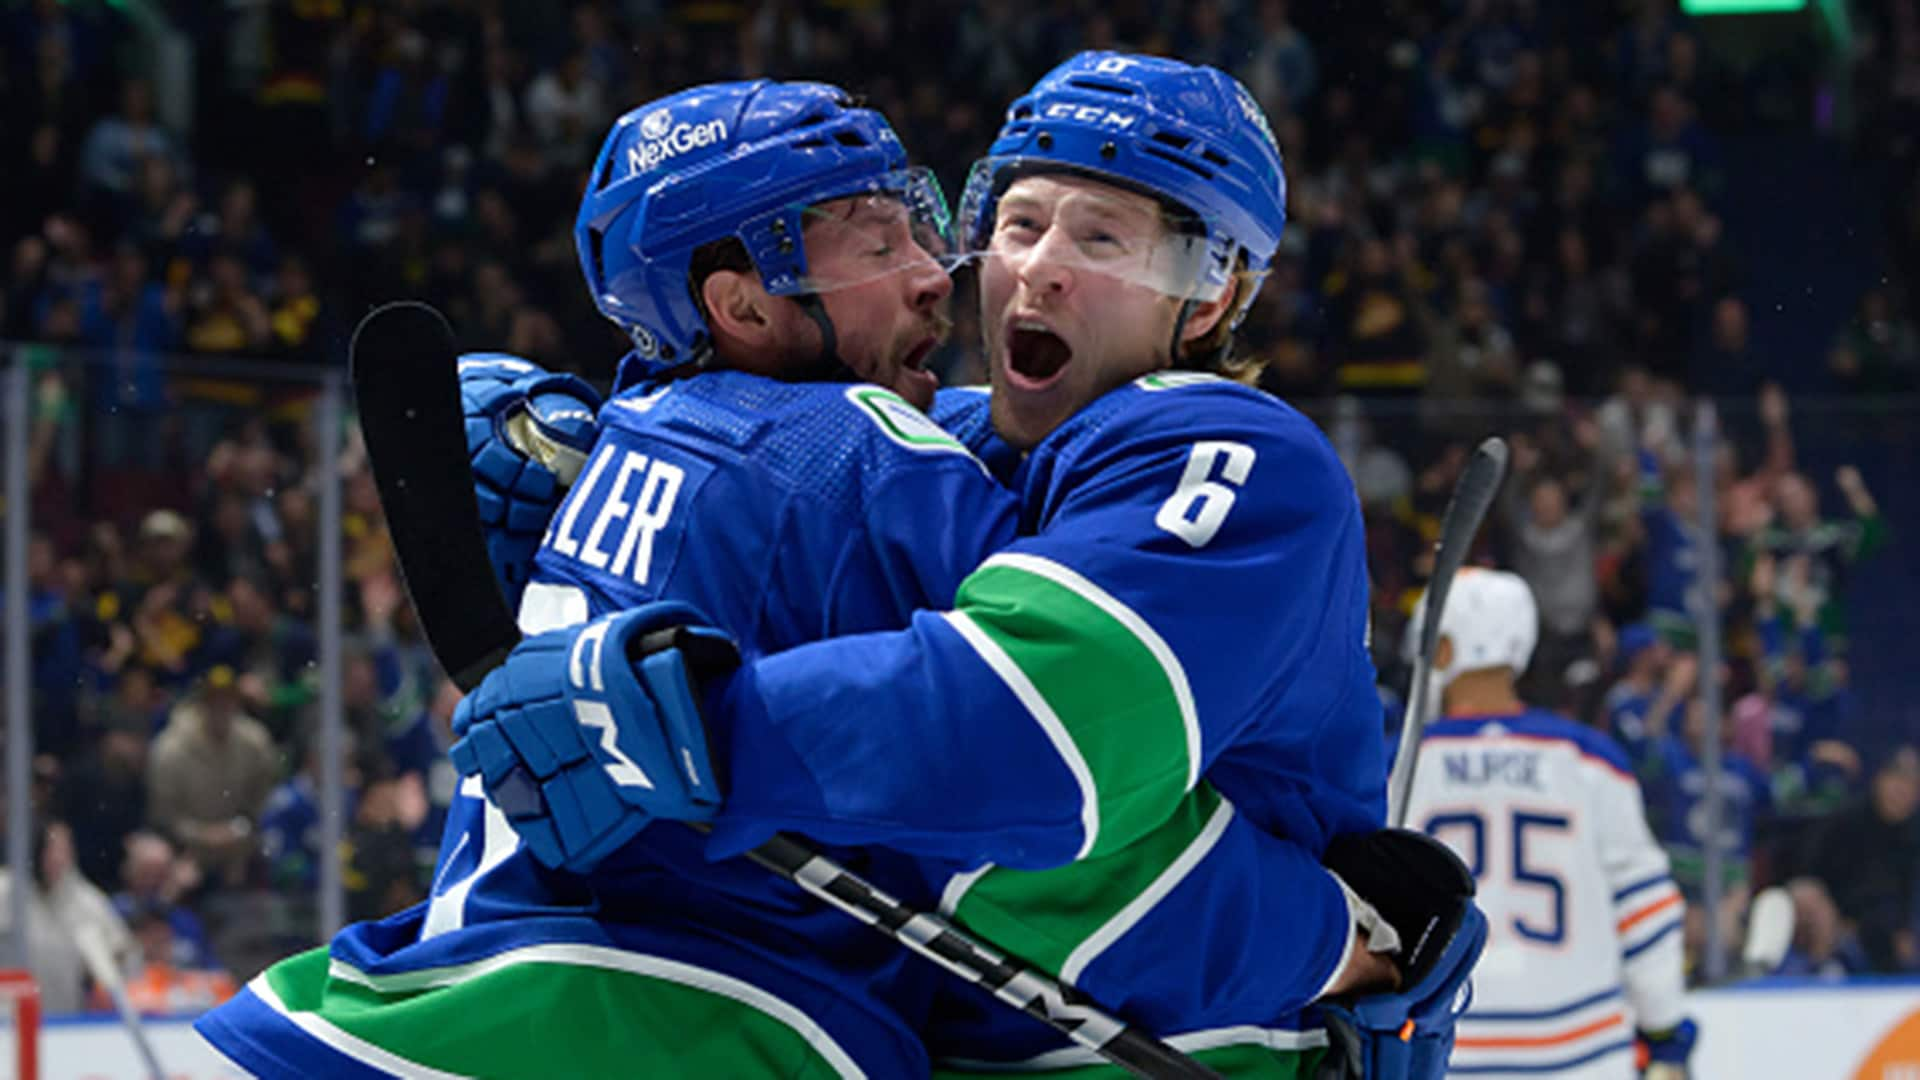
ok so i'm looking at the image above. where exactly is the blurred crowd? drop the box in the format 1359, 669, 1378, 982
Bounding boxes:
1, 0, 1918, 1013
1363, 375, 1900, 981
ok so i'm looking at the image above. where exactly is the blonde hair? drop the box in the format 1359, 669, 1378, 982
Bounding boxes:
1175, 257, 1266, 383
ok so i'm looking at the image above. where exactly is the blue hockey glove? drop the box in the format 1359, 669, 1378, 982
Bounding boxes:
1316, 903, 1486, 1080
448, 601, 739, 873
1315, 828, 1484, 1080
1636, 1017, 1697, 1079
460, 353, 601, 614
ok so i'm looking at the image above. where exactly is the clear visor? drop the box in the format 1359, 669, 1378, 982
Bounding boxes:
955, 157, 1233, 303
779, 167, 961, 296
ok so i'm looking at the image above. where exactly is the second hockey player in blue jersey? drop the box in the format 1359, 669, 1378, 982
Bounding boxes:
452, 53, 1485, 1079
198, 81, 1016, 1079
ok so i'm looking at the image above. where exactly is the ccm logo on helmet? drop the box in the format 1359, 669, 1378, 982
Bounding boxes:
627, 109, 729, 175
1042, 103, 1137, 130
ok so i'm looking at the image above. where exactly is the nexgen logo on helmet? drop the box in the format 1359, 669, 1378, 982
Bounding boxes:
627, 113, 729, 176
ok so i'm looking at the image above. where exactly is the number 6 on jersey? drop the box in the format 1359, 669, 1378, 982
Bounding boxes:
1156, 440, 1255, 548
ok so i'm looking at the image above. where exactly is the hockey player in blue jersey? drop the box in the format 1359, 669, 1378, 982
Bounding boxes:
449, 53, 1484, 1079
198, 71, 1438, 1080
197, 82, 1018, 1078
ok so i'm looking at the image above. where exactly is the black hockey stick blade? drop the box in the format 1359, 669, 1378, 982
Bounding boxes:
351, 301, 522, 692
1386, 436, 1510, 826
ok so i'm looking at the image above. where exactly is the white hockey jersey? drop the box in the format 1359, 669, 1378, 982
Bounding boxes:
1404, 709, 1688, 1078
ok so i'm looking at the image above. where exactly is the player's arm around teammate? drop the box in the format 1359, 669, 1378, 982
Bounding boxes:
198, 83, 1030, 1080
452, 53, 1482, 1080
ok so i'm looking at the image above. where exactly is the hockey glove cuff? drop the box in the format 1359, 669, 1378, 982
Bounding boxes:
1316, 902, 1487, 1080
1636, 1017, 1697, 1079
1322, 828, 1477, 988
460, 353, 602, 613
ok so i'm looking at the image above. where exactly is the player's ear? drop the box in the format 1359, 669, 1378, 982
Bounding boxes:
701, 269, 777, 347
1176, 287, 1236, 346
1433, 635, 1454, 673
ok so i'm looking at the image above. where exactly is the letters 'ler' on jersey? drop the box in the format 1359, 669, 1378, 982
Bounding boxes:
418, 373, 1024, 1078
1404, 710, 1689, 1079
527, 375, 1017, 650
192, 378, 1025, 1079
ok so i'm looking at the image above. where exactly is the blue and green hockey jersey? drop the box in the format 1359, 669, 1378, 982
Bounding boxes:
198, 372, 1020, 1079
198, 370, 1386, 1078
707, 373, 1388, 1071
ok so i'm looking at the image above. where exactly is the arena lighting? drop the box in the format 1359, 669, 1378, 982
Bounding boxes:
1680, 0, 1806, 11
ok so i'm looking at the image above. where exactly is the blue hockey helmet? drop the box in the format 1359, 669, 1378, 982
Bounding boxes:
957, 52, 1287, 308
576, 80, 951, 365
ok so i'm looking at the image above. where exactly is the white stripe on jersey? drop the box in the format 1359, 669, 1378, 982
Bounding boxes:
326, 943, 868, 1079
248, 974, 470, 1079
1060, 793, 1235, 984
942, 609, 1101, 859
977, 553, 1203, 792
938, 1022, 1327, 1072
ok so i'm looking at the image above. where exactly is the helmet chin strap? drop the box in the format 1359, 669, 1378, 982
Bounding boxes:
1168, 294, 1240, 371
689, 294, 858, 386
791, 294, 861, 384
1167, 298, 1197, 370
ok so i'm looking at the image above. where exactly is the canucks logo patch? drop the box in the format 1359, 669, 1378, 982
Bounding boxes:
845, 386, 989, 475
1233, 80, 1278, 153
1136, 371, 1225, 392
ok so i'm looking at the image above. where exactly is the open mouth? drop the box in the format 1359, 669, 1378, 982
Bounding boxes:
1007, 321, 1072, 385
887, 335, 941, 407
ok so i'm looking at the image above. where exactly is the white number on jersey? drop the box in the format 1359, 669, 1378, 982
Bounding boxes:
1155, 440, 1256, 549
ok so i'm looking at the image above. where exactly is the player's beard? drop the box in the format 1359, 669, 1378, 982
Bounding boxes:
918, 310, 954, 353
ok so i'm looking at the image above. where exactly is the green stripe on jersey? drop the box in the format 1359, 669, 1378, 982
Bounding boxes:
951, 553, 1199, 858
948, 784, 1230, 981
259, 944, 865, 1078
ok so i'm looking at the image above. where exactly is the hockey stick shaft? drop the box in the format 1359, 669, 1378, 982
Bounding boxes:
714, 829, 1217, 1078
351, 303, 1217, 1079
72, 922, 165, 1079
1385, 437, 1510, 827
